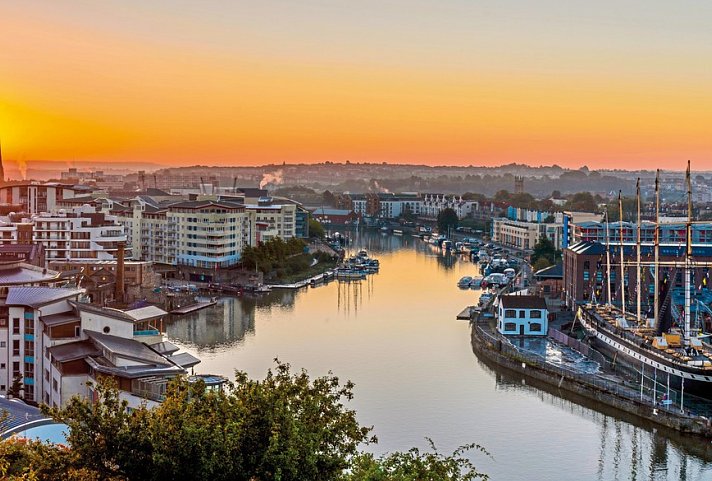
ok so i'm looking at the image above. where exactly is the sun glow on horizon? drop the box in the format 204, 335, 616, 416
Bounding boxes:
2, 1, 712, 170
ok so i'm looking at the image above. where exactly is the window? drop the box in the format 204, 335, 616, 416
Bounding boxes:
504, 309, 516, 318
12, 340, 19, 356
0, 341, 5, 348
53, 379, 58, 392
0, 363, 4, 369
504, 322, 517, 332
519, 310, 526, 318
530, 323, 542, 332
583, 271, 590, 281
583, 261, 590, 270
530, 310, 542, 319
12, 318, 19, 334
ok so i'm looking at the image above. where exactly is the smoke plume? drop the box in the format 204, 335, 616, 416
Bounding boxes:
259, 169, 284, 189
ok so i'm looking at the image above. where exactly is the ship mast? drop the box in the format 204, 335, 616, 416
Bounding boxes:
685, 160, 692, 342
636, 178, 642, 322
654, 170, 660, 329
619, 190, 626, 317
605, 210, 612, 305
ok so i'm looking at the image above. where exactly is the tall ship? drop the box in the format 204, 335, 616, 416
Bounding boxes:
576, 162, 712, 397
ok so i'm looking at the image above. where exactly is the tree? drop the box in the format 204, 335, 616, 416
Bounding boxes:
437, 208, 459, 234
532, 257, 553, 272
563, 192, 598, 213
605, 197, 637, 222
346, 441, 490, 481
309, 218, 326, 239
530, 235, 560, 267
8, 374, 22, 398
4, 366, 489, 480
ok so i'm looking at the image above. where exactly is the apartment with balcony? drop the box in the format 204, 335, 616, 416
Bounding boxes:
1, 288, 204, 409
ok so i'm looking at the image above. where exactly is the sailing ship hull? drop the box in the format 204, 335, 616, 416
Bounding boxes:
578, 307, 712, 397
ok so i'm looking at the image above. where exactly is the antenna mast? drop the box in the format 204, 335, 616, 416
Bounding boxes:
605, 210, 612, 305
619, 190, 626, 317
685, 161, 692, 341
636, 178, 642, 322
654, 170, 660, 329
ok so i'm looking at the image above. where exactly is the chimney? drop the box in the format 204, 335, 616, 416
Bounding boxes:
115, 242, 125, 303
0, 139, 5, 183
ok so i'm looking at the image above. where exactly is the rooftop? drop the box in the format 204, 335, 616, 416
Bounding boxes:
48, 340, 101, 363
6, 287, 83, 308
534, 263, 563, 280
40, 311, 81, 326
0, 397, 56, 439
85, 330, 170, 365
0, 262, 59, 286
499, 295, 548, 310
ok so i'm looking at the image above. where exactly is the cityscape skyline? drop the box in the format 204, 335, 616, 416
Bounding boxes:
2, 1, 712, 170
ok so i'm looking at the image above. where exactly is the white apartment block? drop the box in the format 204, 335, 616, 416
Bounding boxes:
31, 205, 129, 263
246, 203, 297, 242
1, 286, 202, 409
115, 196, 299, 268
492, 218, 564, 251
421, 194, 475, 219
0, 206, 129, 265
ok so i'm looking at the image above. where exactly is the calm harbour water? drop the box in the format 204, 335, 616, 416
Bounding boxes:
167, 232, 712, 481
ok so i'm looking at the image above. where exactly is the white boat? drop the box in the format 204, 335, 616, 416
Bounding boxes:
470, 277, 483, 289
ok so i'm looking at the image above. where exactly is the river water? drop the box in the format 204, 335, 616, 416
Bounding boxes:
166, 232, 712, 481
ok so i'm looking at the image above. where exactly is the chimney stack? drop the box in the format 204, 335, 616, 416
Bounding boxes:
0, 139, 5, 183
115, 242, 125, 303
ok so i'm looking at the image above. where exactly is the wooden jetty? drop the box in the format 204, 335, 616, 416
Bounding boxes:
170, 299, 217, 315
456, 306, 479, 320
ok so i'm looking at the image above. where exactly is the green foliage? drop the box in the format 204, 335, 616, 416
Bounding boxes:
3, 364, 488, 481
8, 374, 23, 398
532, 257, 553, 272
461, 192, 487, 202
345, 440, 489, 481
605, 197, 637, 222
563, 192, 599, 213
530, 235, 560, 268
241, 237, 308, 274
309, 218, 326, 238
42, 379, 152, 480
437, 208, 459, 234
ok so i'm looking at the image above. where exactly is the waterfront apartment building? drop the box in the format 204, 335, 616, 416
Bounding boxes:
247, 202, 297, 242
0, 262, 64, 400
31, 206, 129, 263
491, 218, 565, 251
1, 287, 202, 409
114, 194, 301, 271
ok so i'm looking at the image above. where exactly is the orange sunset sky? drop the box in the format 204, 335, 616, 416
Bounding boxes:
2, 1, 712, 170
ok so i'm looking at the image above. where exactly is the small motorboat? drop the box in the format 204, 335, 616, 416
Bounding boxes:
457, 276, 473, 288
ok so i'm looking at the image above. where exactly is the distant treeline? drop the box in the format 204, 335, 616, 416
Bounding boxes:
276, 170, 633, 200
